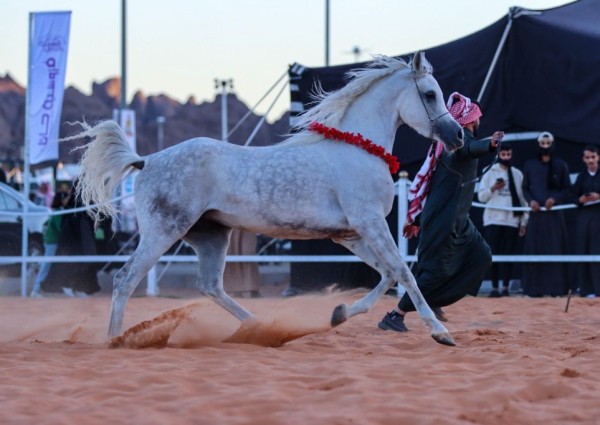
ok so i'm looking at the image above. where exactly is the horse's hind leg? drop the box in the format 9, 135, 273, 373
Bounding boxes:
108, 235, 175, 338
183, 222, 253, 321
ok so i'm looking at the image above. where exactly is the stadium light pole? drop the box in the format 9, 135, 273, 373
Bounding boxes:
325, 0, 330, 66
156, 116, 165, 152
121, 0, 127, 112
215, 79, 234, 142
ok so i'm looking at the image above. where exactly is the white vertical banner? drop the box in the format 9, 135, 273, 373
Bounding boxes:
27, 11, 71, 165
112, 109, 138, 233
113, 108, 137, 152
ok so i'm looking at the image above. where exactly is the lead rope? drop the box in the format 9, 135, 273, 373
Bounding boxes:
460, 138, 502, 187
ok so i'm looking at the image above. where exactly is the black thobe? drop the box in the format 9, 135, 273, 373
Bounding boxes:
521, 156, 571, 296
571, 169, 600, 296
41, 206, 101, 295
398, 130, 493, 312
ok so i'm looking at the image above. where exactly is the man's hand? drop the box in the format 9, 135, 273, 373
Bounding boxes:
491, 180, 506, 192
403, 224, 420, 239
580, 192, 600, 203
490, 131, 505, 149
545, 197, 555, 210
519, 225, 527, 237
530, 200, 540, 212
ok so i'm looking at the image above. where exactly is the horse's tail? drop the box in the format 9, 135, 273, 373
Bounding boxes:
62, 120, 145, 225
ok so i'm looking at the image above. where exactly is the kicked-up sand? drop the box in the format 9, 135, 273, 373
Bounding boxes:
0, 292, 599, 424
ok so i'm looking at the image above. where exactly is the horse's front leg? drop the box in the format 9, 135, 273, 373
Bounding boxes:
333, 237, 396, 317
332, 218, 455, 346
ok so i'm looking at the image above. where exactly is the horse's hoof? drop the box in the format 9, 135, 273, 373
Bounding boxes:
108, 336, 123, 349
432, 333, 456, 347
331, 304, 348, 327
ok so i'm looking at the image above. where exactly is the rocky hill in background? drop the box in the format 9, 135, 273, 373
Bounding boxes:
0, 74, 291, 164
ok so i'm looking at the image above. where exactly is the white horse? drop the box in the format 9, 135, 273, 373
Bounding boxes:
69, 52, 463, 345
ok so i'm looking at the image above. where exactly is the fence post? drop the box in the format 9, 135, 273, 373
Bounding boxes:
396, 172, 409, 298
397, 171, 409, 258
146, 266, 158, 296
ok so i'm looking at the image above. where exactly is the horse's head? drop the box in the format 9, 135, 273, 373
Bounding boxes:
397, 51, 464, 151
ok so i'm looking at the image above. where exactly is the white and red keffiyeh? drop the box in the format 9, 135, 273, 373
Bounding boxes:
446, 91, 482, 126
403, 91, 480, 239
404, 141, 445, 237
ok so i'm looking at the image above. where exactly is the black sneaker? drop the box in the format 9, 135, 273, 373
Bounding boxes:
501, 288, 510, 297
378, 311, 409, 332
432, 307, 448, 322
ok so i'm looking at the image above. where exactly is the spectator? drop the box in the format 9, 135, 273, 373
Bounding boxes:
0, 163, 7, 183
34, 181, 54, 208
571, 145, 600, 297
94, 214, 119, 258
521, 132, 571, 297
223, 229, 261, 298
41, 183, 101, 296
30, 190, 69, 297
6, 162, 22, 190
478, 143, 529, 297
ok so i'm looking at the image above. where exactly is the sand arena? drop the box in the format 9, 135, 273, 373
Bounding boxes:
1, 292, 599, 424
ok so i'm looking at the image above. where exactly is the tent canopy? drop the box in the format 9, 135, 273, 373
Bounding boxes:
286, 0, 599, 291
289, 0, 600, 173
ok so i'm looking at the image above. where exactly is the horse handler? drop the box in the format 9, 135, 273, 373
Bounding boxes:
378, 92, 503, 332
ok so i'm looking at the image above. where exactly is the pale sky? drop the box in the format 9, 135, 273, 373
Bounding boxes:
1, 0, 572, 121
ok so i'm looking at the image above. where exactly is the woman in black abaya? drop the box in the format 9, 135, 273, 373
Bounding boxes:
41, 183, 101, 296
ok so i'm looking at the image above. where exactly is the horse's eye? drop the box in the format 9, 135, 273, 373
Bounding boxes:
425, 91, 436, 100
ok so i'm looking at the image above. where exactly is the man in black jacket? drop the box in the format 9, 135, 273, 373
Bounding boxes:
379, 92, 503, 332
571, 145, 600, 297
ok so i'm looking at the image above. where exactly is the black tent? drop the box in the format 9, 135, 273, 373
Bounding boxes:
287, 0, 600, 292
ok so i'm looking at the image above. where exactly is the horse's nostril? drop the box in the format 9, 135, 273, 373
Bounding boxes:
457, 129, 464, 141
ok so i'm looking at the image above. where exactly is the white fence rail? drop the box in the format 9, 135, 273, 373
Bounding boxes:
2, 174, 597, 297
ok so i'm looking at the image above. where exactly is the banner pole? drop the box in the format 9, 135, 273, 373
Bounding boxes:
21, 13, 35, 297
23, 11, 71, 296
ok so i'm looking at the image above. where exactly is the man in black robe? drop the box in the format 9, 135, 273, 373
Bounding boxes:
521, 132, 571, 297
378, 92, 502, 332
41, 183, 101, 296
571, 145, 600, 297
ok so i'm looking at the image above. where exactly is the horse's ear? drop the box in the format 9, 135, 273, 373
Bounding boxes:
412, 51, 432, 74
412, 51, 422, 71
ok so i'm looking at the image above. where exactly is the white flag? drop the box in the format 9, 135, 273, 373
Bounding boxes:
27, 11, 71, 165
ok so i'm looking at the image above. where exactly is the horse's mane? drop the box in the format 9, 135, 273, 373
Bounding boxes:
283, 55, 429, 146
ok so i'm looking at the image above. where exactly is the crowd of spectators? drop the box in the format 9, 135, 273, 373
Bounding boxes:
478, 133, 600, 298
